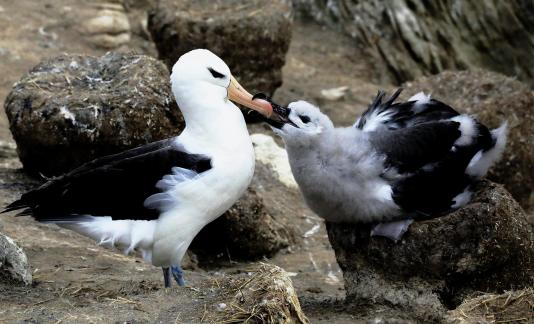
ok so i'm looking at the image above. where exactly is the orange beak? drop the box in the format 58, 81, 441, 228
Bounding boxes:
227, 76, 273, 118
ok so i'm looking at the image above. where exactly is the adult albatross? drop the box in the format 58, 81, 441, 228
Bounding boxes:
2, 49, 273, 287
254, 89, 507, 241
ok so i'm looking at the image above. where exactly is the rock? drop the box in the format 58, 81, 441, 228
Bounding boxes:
0, 141, 17, 160
148, 0, 293, 96
4, 52, 183, 176
326, 181, 533, 321
0, 233, 32, 285
320, 86, 348, 101
82, 8, 130, 35
205, 263, 308, 324
402, 70, 534, 210
79, 4, 131, 48
294, 0, 534, 86
87, 33, 131, 49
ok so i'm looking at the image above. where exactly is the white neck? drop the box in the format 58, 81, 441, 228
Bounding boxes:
173, 82, 252, 155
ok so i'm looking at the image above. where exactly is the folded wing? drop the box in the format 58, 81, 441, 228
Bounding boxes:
3, 138, 212, 221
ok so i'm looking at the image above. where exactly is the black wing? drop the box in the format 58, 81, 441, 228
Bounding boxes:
370, 121, 490, 216
355, 89, 459, 131
3, 138, 211, 221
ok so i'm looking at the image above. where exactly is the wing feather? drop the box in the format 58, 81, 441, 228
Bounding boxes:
355, 89, 459, 131
3, 138, 211, 221
370, 120, 489, 216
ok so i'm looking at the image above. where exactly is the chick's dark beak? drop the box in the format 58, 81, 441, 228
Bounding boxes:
251, 93, 296, 129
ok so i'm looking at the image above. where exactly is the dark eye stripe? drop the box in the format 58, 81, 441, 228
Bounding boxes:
208, 67, 225, 79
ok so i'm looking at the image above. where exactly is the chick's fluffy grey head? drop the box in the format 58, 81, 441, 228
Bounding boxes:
275, 101, 333, 140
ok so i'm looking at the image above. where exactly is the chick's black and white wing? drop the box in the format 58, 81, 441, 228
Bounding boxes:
355, 89, 459, 131
3, 138, 212, 222
369, 117, 496, 216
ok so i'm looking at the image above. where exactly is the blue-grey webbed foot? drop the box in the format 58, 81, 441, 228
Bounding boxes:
371, 219, 414, 242
162, 267, 172, 288
171, 265, 185, 286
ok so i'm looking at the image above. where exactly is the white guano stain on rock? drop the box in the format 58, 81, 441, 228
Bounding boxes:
59, 106, 76, 124
251, 133, 297, 189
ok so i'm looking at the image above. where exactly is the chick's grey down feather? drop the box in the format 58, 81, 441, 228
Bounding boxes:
274, 90, 507, 224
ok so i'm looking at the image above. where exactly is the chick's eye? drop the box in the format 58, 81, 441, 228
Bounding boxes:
208, 67, 225, 79
299, 115, 311, 124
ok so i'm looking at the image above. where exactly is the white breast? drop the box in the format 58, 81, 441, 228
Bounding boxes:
151, 121, 255, 267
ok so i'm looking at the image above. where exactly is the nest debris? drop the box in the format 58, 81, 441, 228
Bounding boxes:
448, 288, 534, 323
205, 263, 308, 324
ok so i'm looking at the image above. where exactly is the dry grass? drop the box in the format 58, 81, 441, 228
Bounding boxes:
448, 288, 534, 323
205, 263, 308, 324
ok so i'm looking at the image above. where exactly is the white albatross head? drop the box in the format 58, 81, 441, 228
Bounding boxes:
170, 49, 273, 123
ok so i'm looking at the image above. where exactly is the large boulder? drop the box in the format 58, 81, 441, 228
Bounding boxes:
4, 52, 183, 176
326, 181, 533, 322
148, 0, 293, 96
294, 0, 534, 86
402, 70, 534, 211
0, 233, 32, 285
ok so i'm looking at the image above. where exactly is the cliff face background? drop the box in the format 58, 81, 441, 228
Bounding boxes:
294, 0, 534, 86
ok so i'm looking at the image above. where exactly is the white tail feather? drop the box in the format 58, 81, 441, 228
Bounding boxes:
466, 122, 508, 178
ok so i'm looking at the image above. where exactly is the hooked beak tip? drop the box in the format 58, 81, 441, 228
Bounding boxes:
227, 77, 273, 117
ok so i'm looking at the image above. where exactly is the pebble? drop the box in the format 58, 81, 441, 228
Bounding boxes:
320, 86, 349, 101
80, 6, 131, 49
83, 9, 130, 35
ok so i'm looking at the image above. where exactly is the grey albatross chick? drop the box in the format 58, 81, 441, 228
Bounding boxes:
2, 49, 273, 287
255, 89, 507, 241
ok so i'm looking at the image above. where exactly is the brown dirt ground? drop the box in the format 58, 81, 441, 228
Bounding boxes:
0, 0, 392, 323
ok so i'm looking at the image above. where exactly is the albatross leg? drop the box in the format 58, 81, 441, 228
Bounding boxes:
171, 265, 186, 286
162, 267, 172, 288
371, 219, 414, 242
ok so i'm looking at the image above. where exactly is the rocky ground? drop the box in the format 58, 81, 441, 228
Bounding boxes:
0, 1, 532, 323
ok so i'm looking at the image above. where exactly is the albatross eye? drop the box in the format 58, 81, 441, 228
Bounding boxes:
299, 115, 311, 124
208, 67, 225, 79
